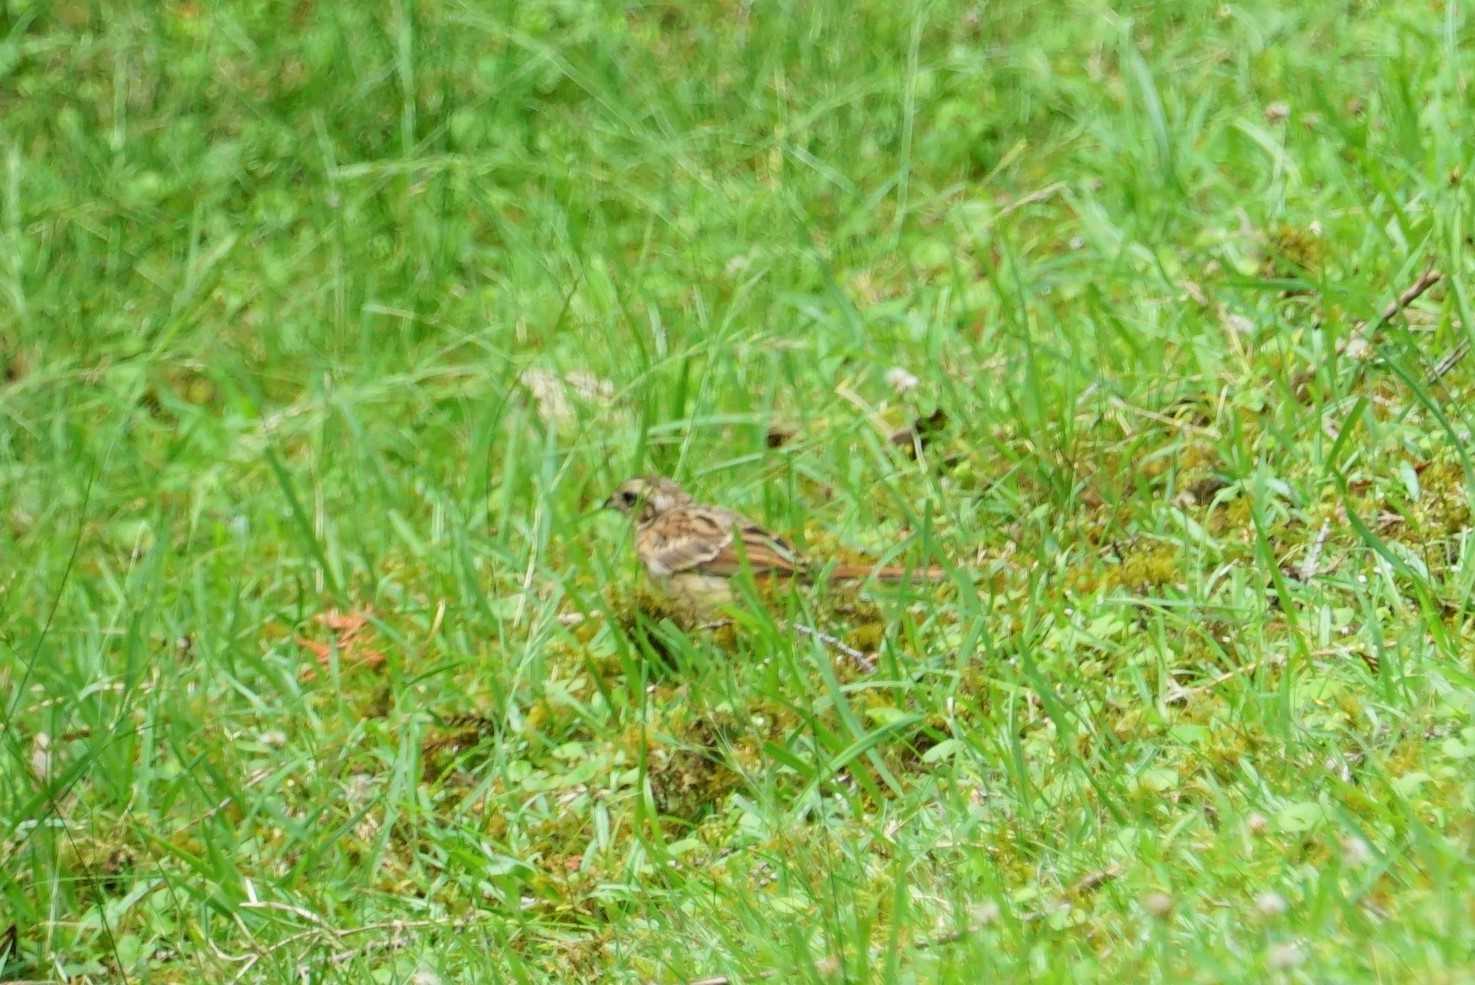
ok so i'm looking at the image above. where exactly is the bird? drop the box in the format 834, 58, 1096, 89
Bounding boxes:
601, 475, 945, 610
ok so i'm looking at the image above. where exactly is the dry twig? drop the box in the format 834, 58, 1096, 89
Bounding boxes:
1296, 265, 1443, 395
1338, 266, 1443, 359
1428, 339, 1469, 384
1298, 522, 1331, 582
791, 622, 876, 672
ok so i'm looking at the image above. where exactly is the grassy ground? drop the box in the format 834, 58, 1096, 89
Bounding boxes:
3, 0, 1474, 981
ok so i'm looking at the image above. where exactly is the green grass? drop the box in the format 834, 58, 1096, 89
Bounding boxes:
3, 0, 1475, 981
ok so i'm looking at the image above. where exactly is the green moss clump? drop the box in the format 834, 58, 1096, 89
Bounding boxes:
1107, 544, 1182, 592
1261, 222, 1324, 278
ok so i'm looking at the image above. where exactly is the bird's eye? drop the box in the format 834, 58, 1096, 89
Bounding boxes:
620, 490, 637, 505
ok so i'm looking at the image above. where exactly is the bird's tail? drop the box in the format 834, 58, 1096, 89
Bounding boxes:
826, 563, 947, 582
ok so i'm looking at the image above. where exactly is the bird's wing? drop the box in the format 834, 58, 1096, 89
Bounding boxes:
719, 515, 805, 576
637, 507, 804, 577
636, 507, 733, 576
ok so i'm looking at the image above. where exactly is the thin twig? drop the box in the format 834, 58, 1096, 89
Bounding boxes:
1164, 653, 1288, 705
1298, 522, 1331, 582
1338, 266, 1443, 358
1070, 863, 1123, 897
1428, 339, 1469, 383
791, 622, 876, 672
674, 906, 1045, 984
228, 916, 477, 982
1373, 267, 1444, 329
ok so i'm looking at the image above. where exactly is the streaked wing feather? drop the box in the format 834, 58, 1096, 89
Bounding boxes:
636, 509, 731, 575
701, 520, 805, 576
637, 507, 805, 578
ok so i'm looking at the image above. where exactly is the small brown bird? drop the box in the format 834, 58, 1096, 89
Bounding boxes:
602, 475, 944, 609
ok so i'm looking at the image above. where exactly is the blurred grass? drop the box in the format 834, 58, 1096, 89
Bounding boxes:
3, 0, 1475, 981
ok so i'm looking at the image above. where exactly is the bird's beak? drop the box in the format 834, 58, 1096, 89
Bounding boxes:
599, 496, 616, 511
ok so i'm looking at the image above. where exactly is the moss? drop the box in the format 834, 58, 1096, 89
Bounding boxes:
648, 717, 743, 821
423, 714, 497, 779
1106, 543, 1182, 592
1261, 222, 1325, 278
1209, 496, 1255, 538
848, 621, 886, 653
1411, 460, 1472, 537
1066, 561, 1104, 595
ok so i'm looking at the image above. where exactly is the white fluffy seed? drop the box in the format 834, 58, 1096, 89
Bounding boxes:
885, 366, 920, 394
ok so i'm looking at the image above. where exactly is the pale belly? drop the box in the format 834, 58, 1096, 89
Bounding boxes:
653, 571, 734, 610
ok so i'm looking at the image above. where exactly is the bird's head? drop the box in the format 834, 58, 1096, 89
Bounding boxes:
602, 475, 692, 523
